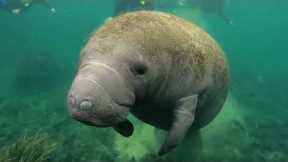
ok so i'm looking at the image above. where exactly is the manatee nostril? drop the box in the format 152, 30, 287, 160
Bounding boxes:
80, 100, 93, 110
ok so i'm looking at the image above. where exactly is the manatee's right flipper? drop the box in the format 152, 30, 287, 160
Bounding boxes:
113, 120, 134, 137
158, 95, 198, 155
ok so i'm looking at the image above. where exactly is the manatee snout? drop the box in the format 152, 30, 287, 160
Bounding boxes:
68, 65, 135, 127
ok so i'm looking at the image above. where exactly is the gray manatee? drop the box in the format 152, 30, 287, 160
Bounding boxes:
67, 11, 229, 155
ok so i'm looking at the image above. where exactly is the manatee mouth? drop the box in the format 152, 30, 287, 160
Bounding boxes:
118, 103, 133, 108
70, 99, 132, 128
75, 103, 135, 137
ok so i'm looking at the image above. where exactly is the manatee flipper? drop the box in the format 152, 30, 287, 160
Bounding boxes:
113, 120, 134, 137
158, 95, 198, 155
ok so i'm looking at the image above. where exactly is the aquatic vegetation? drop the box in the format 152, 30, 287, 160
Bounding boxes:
0, 93, 116, 162
0, 131, 57, 162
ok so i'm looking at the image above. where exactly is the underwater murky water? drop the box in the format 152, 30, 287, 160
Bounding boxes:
0, 0, 287, 162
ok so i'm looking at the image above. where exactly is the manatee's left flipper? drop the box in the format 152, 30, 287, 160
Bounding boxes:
158, 95, 198, 156
113, 120, 134, 137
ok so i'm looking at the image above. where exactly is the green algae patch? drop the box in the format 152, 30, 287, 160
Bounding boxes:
0, 131, 57, 162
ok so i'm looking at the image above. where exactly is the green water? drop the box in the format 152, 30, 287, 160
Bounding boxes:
0, 0, 287, 161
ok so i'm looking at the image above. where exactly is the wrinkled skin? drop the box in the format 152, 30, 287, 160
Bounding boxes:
68, 60, 136, 127
68, 11, 229, 155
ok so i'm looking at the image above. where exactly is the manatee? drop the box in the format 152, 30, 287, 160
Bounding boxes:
67, 11, 229, 155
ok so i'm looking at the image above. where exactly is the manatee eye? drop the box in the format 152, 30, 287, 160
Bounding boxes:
132, 62, 148, 76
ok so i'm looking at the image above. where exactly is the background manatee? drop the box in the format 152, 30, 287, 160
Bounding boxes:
67, 11, 229, 155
